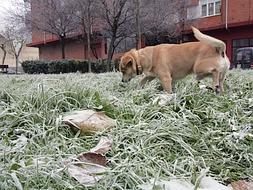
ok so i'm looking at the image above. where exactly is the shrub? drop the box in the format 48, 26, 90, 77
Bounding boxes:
21, 59, 120, 74
21, 60, 88, 74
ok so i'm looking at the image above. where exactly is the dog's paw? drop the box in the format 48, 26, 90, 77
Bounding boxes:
215, 85, 221, 95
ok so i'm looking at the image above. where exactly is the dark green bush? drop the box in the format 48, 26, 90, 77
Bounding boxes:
21, 59, 120, 74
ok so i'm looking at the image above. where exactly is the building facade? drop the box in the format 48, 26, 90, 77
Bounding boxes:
185, 0, 253, 65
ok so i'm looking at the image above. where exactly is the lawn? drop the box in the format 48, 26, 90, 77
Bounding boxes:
0, 70, 252, 189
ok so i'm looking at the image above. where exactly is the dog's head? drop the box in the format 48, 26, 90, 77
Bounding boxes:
119, 49, 139, 83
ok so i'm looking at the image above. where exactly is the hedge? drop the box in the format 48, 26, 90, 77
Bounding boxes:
21, 59, 120, 74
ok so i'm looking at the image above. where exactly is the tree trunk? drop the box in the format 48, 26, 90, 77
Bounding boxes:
135, 0, 142, 50
83, 37, 86, 60
1, 49, 7, 65
87, 0, 92, 73
106, 36, 116, 72
82, 17, 87, 60
15, 55, 19, 74
87, 32, 91, 72
60, 36, 66, 59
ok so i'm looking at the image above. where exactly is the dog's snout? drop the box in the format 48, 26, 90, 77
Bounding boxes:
121, 78, 130, 83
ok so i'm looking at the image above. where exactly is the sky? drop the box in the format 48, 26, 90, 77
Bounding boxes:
0, 0, 12, 15
0, 0, 21, 29
0, 0, 12, 28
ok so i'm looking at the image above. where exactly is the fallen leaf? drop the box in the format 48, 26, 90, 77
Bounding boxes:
90, 137, 112, 154
230, 180, 253, 190
77, 152, 107, 167
63, 110, 116, 134
66, 137, 112, 187
200, 177, 231, 190
67, 164, 104, 187
138, 179, 194, 190
67, 153, 107, 187
138, 177, 232, 190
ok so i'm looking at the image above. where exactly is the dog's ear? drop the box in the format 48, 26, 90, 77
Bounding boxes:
120, 52, 138, 73
119, 55, 131, 72
121, 55, 134, 68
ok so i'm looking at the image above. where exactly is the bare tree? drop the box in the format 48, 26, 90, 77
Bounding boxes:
140, 0, 187, 45
1, 25, 27, 73
29, 0, 78, 59
98, 0, 135, 71
74, 0, 97, 72
6, 0, 79, 60
0, 0, 29, 72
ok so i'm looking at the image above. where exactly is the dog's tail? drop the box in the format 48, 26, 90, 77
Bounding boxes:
192, 26, 226, 56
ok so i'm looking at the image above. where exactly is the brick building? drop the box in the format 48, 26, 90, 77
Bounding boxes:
28, 0, 253, 65
26, 0, 110, 61
185, 0, 253, 65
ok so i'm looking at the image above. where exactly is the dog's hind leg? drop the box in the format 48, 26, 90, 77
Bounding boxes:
212, 70, 220, 94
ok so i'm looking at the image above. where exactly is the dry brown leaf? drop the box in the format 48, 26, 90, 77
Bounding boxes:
67, 164, 104, 187
230, 180, 253, 190
90, 137, 112, 154
63, 110, 116, 134
77, 152, 107, 166
67, 152, 107, 187
66, 137, 112, 187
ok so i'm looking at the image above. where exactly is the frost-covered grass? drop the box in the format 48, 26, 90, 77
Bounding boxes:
0, 70, 252, 189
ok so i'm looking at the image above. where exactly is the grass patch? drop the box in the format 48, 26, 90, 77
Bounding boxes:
0, 70, 253, 189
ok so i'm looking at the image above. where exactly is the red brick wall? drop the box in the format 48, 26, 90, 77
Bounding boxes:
30, 0, 56, 43
187, 0, 199, 6
39, 39, 106, 61
188, 0, 253, 30
228, 0, 252, 23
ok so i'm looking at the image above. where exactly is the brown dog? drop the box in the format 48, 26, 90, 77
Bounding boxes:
119, 27, 230, 94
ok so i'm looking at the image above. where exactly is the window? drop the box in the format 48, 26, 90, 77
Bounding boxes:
208, 3, 214, 15
232, 38, 253, 62
215, 1, 221, 14
201, 0, 221, 17
202, 4, 207, 16
250, 39, 253, 46
235, 50, 243, 61
233, 39, 249, 47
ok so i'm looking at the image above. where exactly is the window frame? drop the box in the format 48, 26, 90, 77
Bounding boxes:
201, 0, 221, 17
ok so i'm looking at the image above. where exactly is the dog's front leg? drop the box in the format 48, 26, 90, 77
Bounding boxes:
219, 71, 227, 93
160, 75, 173, 93
139, 76, 155, 88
